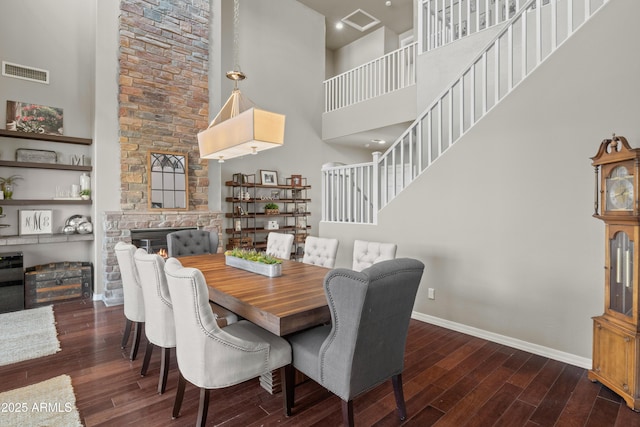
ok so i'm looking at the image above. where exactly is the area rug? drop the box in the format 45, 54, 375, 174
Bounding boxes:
0, 374, 82, 427
0, 306, 61, 367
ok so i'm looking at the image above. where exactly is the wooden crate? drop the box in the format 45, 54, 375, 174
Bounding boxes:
226, 237, 253, 250
25, 261, 92, 308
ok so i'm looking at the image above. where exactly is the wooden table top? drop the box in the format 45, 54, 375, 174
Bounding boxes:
177, 254, 332, 336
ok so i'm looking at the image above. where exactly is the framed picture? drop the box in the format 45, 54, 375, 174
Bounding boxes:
260, 170, 278, 186
19, 210, 53, 235
291, 174, 302, 187
6, 101, 64, 135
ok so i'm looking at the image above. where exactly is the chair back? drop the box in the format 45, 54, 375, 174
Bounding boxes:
134, 249, 176, 348
266, 232, 294, 259
320, 258, 424, 401
114, 241, 145, 322
352, 240, 397, 272
302, 236, 339, 268
164, 258, 273, 388
166, 229, 219, 257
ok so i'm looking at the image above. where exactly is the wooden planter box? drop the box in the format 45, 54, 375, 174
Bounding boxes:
265, 208, 279, 215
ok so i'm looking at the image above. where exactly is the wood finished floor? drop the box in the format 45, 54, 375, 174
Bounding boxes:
1, 300, 639, 426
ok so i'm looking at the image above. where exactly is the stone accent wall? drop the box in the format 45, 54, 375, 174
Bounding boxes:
105, 1, 218, 306
119, 0, 210, 211
102, 211, 223, 306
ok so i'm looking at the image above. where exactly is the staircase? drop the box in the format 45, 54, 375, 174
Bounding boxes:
322, 0, 610, 224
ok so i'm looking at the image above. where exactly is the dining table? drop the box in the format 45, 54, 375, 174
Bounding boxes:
177, 253, 332, 337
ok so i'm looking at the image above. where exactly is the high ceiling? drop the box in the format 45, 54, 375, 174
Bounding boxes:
297, 0, 414, 51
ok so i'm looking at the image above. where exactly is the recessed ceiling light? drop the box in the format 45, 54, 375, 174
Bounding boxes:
371, 139, 386, 144
335, 22, 344, 30
385, 1, 392, 7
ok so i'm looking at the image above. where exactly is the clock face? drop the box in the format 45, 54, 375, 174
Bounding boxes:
606, 166, 634, 211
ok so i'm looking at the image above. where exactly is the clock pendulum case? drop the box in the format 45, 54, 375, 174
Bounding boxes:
590, 134, 640, 410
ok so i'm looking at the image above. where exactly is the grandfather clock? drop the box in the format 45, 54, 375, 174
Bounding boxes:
590, 134, 640, 410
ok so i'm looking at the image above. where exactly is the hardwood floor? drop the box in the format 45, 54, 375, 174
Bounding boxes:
1, 300, 640, 426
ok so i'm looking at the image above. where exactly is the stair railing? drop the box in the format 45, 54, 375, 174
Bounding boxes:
322, 0, 609, 223
420, 0, 529, 53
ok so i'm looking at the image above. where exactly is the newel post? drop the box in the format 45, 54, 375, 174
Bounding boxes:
372, 151, 381, 224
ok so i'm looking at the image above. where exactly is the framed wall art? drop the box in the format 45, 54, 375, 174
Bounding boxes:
6, 101, 64, 135
260, 170, 278, 186
19, 209, 53, 235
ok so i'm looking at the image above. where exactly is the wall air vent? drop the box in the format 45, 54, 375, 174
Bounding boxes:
341, 9, 380, 32
2, 61, 49, 84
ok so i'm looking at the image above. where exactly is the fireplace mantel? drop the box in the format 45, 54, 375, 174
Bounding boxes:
102, 210, 223, 306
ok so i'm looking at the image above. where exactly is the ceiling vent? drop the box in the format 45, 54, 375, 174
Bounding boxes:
2, 61, 49, 84
341, 9, 381, 32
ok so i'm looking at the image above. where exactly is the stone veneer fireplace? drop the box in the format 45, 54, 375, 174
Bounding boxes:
102, 210, 222, 306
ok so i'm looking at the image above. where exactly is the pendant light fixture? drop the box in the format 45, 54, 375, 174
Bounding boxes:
198, 0, 285, 163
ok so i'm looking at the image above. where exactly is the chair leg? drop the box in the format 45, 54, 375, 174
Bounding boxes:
158, 347, 171, 394
140, 341, 154, 376
121, 319, 132, 349
392, 373, 407, 421
282, 364, 295, 416
172, 373, 186, 419
196, 388, 210, 427
341, 400, 354, 427
130, 321, 143, 361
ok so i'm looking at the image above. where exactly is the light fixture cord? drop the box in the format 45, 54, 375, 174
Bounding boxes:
233, 0, 241, 75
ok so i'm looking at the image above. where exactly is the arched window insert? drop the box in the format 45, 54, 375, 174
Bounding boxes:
148, 151, 188, 210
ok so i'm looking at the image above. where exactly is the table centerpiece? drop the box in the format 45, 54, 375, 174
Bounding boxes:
224, 248, 282, 277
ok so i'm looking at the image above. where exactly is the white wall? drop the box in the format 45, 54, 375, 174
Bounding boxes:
321, 0, 640, 365
332, 26, 400, 76
0, 0, 97, 268
211, 0, 371, 243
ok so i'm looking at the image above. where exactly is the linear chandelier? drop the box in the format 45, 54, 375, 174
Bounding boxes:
198, 0, 285, 163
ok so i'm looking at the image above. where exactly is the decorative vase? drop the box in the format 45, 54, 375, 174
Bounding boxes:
2, 184, 13, 200
6, 121, 16, 131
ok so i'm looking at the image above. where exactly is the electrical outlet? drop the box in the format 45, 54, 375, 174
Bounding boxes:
428, 288, 435, 300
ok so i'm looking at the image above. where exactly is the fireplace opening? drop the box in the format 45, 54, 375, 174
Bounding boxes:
131, 227, 196, 255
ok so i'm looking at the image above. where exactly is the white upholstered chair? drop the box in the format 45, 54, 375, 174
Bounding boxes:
164, 258, 292, 426
352, 239, 397, 272
134, 249, 175, 394
166, 228, 237, 328
266, 232, 294, 260
302, 236, 339, 268
114, 241, 145, 361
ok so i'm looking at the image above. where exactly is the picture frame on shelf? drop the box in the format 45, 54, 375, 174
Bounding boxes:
291, 174, 302, 187
19, 209, 53, 235
260, 170, 278, 186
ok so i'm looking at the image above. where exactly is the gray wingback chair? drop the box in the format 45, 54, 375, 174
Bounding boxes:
166, 229, 219, 257
164, 258, 292, 426
133, 249, 175, 394
266, 232, 294, 259
114, 241, 145, 361
283, 258, 425, 426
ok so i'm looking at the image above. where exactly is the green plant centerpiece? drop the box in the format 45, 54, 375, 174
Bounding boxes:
0, 175, 23, 199
80, 189, 91, 200
224, 248, 282, 277
264, 202, 279, 215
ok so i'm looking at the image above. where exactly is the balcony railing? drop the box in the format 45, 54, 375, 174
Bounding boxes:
323, 42, 418, 113
322, 0, 609, 224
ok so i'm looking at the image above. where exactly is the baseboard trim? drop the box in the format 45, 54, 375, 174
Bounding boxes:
411, 311, 592, 370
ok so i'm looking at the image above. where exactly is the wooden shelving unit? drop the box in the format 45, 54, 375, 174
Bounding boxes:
225, 176, 310, 259
0, 129, 92, 145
